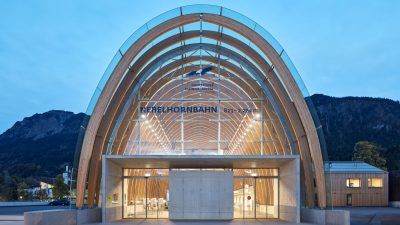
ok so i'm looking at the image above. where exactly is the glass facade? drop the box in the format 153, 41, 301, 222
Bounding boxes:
119, 66, 269, 155
233, 169, 279, 219
123, 169, 279, 219
123, 169, 169, 219
76, 4, 327, 161
72, 4, 331, 211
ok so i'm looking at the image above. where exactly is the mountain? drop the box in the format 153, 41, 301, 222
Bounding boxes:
0, 94, 399, 180
311, 94, 400, 170
0, 110, 87, 178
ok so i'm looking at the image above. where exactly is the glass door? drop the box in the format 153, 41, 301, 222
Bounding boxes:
256, 178, 268, 218
158, 178, 169, 218
123, 176, 169, 219
255, 178, 278, 218
147, 178, 158, 218
243, 178, 255, 218
123, 178, 147, 218
233, 178, 244, 218
234, 177, 278, 219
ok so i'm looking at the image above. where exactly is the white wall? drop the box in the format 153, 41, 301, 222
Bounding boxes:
279, 157, 300, 223
102, 157, 122, 223
169, 170, 233, 220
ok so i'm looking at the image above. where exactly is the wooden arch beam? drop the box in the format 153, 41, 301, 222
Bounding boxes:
89, 41, 312, 207
87, 52, 288, 207
104, 41, 316, 207
77, 12, 325, 208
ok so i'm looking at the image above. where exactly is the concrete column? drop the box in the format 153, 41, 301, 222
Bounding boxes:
102, 156, 122, 223
279, 157, 300, 223
169, 170, 233, 220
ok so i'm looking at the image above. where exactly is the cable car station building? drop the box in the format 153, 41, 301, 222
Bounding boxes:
67, 5, 350, 224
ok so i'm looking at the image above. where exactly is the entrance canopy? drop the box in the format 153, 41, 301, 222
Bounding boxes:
102, 155, 300, 221
75, 4, 328, 209
105, 155, 299, 169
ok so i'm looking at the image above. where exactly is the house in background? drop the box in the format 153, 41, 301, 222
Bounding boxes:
326, 161, 388, 207
39, 181, 53, 198
23, 180, 54, 199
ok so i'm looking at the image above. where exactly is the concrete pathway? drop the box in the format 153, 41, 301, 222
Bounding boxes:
336, 207, 400, 225
0, 206, 68, 225
0, 215, 23, 225
83, 219, 314, 225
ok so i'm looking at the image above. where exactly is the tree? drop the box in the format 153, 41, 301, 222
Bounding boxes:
0, 172, 19, 201
17, 181, 33, 201
352, 141, 387, 171
384, 145, 400, 171
53, 174, 68, 199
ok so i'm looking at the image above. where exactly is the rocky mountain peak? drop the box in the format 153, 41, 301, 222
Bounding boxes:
0, 110, 84, 141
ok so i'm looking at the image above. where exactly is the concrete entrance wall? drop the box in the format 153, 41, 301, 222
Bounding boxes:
102, 155, 300, 222
279, 157, 300, 223
169, 170, 233, 220
102, 156, 123, 223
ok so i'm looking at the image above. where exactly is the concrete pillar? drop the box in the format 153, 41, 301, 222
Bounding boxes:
279, 157, 300, 223
169, 170, 233, 220
102, 156, 122, 223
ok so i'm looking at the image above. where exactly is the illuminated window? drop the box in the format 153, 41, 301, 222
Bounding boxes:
346, 178, 361, 188
368, 178, 383, 188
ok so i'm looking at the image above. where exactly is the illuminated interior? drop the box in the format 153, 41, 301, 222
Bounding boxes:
74, 4, 329, 212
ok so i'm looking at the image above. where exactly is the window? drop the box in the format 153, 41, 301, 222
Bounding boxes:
368, 178, 383, 188
346, 178, 361, 188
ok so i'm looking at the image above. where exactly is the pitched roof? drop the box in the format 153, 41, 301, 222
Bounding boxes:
325, 161, 385, 173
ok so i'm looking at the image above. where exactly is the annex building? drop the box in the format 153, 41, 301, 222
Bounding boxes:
59, 4, 349, 225
326, 161, 388, 207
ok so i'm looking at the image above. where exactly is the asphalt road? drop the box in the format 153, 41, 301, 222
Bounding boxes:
0, 205, 72, 215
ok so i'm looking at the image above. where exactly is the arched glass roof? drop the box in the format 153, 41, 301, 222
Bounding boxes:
85, 4, 310, 116
74, 4, 330, 209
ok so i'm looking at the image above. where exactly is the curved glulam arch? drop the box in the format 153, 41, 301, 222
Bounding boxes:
76, 5, 326, 209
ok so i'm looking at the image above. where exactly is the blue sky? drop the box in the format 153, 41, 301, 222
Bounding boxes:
0, 0, 399, 132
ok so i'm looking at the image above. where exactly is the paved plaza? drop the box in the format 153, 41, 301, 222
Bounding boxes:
2, 206, 400, 225
83, 219, 313, 225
